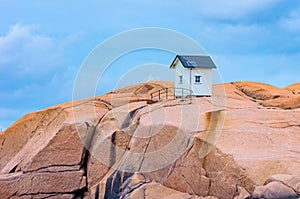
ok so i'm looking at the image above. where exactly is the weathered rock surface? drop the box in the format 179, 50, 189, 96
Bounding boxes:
233, 81, 300, 109
0, 170, 86, 198
250, 181, 298, 199
286, 83, 300, 95
264, 174, 300, 193
122, 181, 202, 199
0, 81, 299, 199
234, 187, 250, 199
216, 82, 300, 186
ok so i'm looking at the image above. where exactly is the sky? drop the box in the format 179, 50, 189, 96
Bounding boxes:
1, 0, 300, 130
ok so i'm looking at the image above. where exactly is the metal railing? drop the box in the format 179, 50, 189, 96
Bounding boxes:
150, 87, 193, 102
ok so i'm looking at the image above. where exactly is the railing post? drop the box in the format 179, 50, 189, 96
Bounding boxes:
190, 89, 192, 104
158, 90, 160, 101
174, 88, 176, 99
166, 88, 168, 99
181, 88, 183, 99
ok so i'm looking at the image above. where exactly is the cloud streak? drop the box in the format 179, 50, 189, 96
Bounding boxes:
279, 6, 300, 32
187, 0, 282, 20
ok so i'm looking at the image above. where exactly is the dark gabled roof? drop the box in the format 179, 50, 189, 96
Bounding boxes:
170, 55, 217, 69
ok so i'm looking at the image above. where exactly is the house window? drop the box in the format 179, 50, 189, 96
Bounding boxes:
179, 75, 183, 84
195, 75, 201, 83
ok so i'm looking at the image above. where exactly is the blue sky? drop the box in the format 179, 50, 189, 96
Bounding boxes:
1, 0, 300, 129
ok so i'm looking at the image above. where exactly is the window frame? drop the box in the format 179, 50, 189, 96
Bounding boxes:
179, 75, 183, 84
194, 75, 201, 84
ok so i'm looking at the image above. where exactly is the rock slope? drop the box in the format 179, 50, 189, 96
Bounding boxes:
0, 81, 299, 199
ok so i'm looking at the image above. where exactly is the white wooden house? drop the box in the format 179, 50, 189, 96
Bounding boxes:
170, 55, 217, 97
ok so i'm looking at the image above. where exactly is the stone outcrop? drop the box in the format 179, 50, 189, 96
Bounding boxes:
233, 81, 300, 109
286, 83, 300, 95
264, 174, 300, 192
250, 181, 298, 199
0, 81, 299, 199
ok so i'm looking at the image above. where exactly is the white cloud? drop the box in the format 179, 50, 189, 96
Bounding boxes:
279, 7, 300, 32
0, 23, 65, 78
0, 23, 81, 129
0, 22, 80, 94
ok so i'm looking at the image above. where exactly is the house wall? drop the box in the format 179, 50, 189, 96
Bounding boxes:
173, 61, 213, 97
174, 61, 191, 97
191, 68, 212, 96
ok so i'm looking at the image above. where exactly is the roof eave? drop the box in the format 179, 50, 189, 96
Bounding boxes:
169, 55, 180, 68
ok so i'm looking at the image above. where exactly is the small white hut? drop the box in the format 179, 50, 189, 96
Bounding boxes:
170, 55, 217, 97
